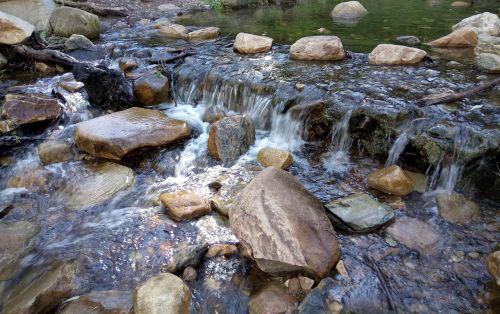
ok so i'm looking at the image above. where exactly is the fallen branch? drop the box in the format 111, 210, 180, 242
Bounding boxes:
55, 0, 128, 16
146, 51, 196, 64
422, 76, 500, 106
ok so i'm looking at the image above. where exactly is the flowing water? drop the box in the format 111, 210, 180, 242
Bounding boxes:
1, 0, 500, 313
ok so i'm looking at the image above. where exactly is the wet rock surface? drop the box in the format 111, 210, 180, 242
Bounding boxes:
368, 44, 427, 65
257, 147, 293, 169
452, 12, 500, 36
385, 216, 440, 255
367, 165, 415, 196
75, 107, 191, 160
290, 36, 346, 61
59, 290, 133, 314
0, 221, 39, 280
160, 190, 211, 220
208, 115, 255, 164
48, 7, 101, 39
487, 251, 500, 287
133, 72, 170, 106
2, 93, 60, 126
436, 192, 480, 224
230, 167, 340, 279
234, 32, 273, 54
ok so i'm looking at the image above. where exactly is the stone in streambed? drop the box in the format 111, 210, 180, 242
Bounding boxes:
202, 106, 225, 123
0, 11, 34, 44
75, 107, 191, 160
396, 36, 421, 46
160, 190, 211, 221
134, 273, 192, 314
230, 167, 340, 279
182, 266, 198, 281
427, 27, 478, 48
118, 58, 138, 72
249, 283, 297, 314
187, 27, 220, 42
325, 193, 394, 232
290, 36, 346, 61
257, 147, 293, 170
386, 216, 440, 255
2, 93, 60, 126
49, 7, 101, 39
436, 193, 480, 224
206, 244, 239, 257
234, 32, 273, 54
331, 1, 368, 20
58, 81, 85, 93
0, 221, 39, 281
59, 290, 133, 314
403, 170, 427, 193
368, 44, 427, 65
487, 251, 500, 287
211, 178, 248, 216
164, 242, 209, 274
208, 115, 255, 164
0, 52, 7, 69
65, 34, 96, 51
38, 140, 76, 165
475, 34, 500, 55
298, 277, 343, 314
133, 72, 170, 106
367, 165, 415, 196
452, 12, 500, 36
2, 261, 78, 314
476, 53, 500, 73
157, 23, 188, 39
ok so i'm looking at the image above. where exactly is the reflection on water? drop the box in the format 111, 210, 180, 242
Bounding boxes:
178, 0, 499, 51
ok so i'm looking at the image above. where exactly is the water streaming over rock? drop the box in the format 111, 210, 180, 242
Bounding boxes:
385, 118, 429, 167
323, 110, 352, 174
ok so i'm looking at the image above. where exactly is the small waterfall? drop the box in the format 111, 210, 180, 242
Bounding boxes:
385, 118, 429, 167
323, 110, 353, 173
428, 127, 470, 194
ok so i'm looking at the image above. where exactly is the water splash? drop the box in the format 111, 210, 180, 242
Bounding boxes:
385, 118, 429, 167
323, 110, 353, 173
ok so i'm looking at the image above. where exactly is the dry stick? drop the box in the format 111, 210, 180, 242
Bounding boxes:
422, 76, 500, 106
54, 0, 128, 16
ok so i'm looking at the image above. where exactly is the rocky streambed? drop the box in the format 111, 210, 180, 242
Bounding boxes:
0, 1, 500, 313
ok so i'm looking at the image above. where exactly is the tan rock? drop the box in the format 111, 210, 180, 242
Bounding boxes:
187, 27, 219, 42
206, 244, 238, 257
49, 7, 101, 39
134, 273, 192, 314
160, 190, 210, 221
7, 166, 51, 193
403, 170, 427, 193
133, 73, 169, 106
208, 115, 255, 164
331, 1, 368, 19
452, 12, 500, 36
59, 81, 84, 92
249, 283, 297, 314
182, 266, 198, 281
35, 62, 63, 74
211, 178, 248, 216
451, 1, 471, 7
368, 44, 427, 65
158, 23, 188, 39
202, 106, 225, 123
290, 36, 346, 61
386, 216, 440, 254
230, 167, 340, 279
75, 107, 191, 160
118, 58, 138, 72
476, 53, 500, 73
436, 193, 480, 224
428, 27, 478, 48
487, 251, 500, 286
2, 93, 60, 125
257, 147, 293, 169
234, 32, 273, 54
367, 165, 415, 196
39, 140, 75, 165
0, 11, 34, 44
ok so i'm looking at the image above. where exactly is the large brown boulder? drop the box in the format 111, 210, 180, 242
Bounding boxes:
160, 190, 211, 221
428, 27, 478, 48
133, 73, 169, 106
208, 115, 255, 164
234, 32, 273, 54
134, 273, 192, 314
290, 36, 346, 61
367, 165, 415, 196
368, 44, 427, 65
229, 167, 340, 279
49, 7, 101, 39
2, 93, 60, 126
386, 216, 440, 255
75, 107, 191, 160
0, 11, 34, 44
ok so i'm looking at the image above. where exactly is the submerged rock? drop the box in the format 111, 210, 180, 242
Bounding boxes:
0, 11, 34, 44
436, 193, 480, 224
249, 283, 298, 314
75, 107, 191, 160
325, 193, 395, 232
476, 53, 500, 73
7, 166, 52, 193
211, 178, 248, 216
234, 32, 273, 54
386, 216, 440, 255
487, 251, 500, 287
59, 290, 133, 314
208, 115, 255, 164
0, 221, 39, 280
368, 44, 427, 65
428, 27, 478, 48
157, 23, 188, 39
2, 93, 60, 126
38, 140, 76, 165
182, 266, 198, 281
230, 167, 340, 279
134, 273, 192, 314
2, 261, 78, 314
61, 161, 135, 210
452, 12, 500, 36
257, 147, 293, 169
49, 7, 101, 39
164, 242, 209, 273
133, 73, 170, 106
331, 1, 368, 20
288, 101, 330, 141
396, 35, 421, 46
290, 36, 346, 61
298, 277, 342, 314
403, 170, 427, 193
187, 27, 220, 42
160, 190, 211, 221
367, 165, 415, 196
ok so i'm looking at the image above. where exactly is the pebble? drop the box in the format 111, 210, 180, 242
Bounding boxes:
467, 252, 480, 260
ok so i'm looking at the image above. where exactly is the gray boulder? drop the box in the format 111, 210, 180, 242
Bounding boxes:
208, 115, 255, 164
0, 11, 34, 44
49, 7, 101, 39
64, 34, 96, 51
476, 53, 500, 73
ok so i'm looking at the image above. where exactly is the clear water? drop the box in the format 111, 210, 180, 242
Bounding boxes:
178, 0, 500, 51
